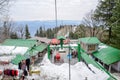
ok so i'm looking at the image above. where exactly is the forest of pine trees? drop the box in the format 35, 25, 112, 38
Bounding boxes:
34, 26, 66, 39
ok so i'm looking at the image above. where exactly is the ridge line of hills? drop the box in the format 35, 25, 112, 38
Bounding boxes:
14, 20, 81, 36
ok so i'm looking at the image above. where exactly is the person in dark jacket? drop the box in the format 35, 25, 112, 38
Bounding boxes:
18, 61, 22, 69
23, 69, 28, 76
26, 58, 30, 71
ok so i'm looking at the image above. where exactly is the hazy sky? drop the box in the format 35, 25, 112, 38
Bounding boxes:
9, 0, 99, 21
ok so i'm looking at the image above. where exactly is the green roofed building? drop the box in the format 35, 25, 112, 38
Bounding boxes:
79, 37, 100, 54
2, 39, 37, 47
79, 37, 120, 72
93, 43, 120, 72
1, 39, 48, 65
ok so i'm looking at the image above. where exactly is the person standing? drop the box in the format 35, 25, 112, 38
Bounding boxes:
26, 58, 30, 71
21, 60, 26, 71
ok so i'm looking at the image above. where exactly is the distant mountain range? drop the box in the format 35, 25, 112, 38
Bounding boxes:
14, 20, 81, 36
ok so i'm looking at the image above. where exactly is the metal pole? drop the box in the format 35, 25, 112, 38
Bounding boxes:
55, 0, 58, 27
78, 43, 81, 62
47, 45, 50, 59
68, 39, 71, 80
68, 25, 71, 80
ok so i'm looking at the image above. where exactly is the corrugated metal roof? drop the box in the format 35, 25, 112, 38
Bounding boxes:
79, 37, 100, 44
24, 43, 47, 57
2, 39, 37, 47
81, 53, 102, 69
35, 43, 47, 52
11, 54, 26, 65
81, 53, 116, 80
93, 43, 120, 65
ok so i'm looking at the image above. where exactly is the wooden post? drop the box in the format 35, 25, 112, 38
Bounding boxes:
103, 63, 105, 67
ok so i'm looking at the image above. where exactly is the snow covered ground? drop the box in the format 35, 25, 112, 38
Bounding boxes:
112, 73, 120, 80
0, 53, 116, 80
27, 54, 109, 80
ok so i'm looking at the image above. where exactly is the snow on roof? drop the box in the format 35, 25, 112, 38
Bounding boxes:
11, 47, 29, 55
0, 55, 16, 62
0, 46, 15, 55
0, 45, 29, 55
31, 37, 51, 44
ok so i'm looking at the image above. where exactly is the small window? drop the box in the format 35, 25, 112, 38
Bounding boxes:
88, 45, 95, 51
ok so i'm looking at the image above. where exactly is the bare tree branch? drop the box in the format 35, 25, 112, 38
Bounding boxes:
0, 0, 10, 15
82, 10, 102, 37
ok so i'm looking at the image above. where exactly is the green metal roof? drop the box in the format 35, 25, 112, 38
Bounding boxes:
81, 52, 103, 69
34, 43, 47, 52
24, 43, 47, 57
79, 37, 100, 44
93, 43, 120, 65
11, 54, 26, 65
81, 53, 116, 80
2, 39, 37, 47
57, 36, 66, 40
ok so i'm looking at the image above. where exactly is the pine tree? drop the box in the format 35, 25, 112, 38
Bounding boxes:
35, 29, 39, 36
39, 26, 43, 37
95, 0, 115, 25
43, 27, 46, 37
94, 0, 116, 40
110, 0, 120, 49
25, 24, 31, 39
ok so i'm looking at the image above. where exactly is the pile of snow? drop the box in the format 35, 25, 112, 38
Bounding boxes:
0, 55, 15, 62
0, 46, 15, 55
0, 52, 109, 80
32, 54, 109, 80
11, 47, 29, 55
0, 63, 18, 71
0, 46, 29, 55
112, 73, 120, 80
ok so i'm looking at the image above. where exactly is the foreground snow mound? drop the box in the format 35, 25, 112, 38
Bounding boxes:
39, 54, 109, 80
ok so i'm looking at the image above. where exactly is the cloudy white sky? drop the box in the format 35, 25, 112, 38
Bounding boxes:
9, 0, 99, 21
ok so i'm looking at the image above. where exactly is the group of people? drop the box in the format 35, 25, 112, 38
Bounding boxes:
18, 58, 30, 80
